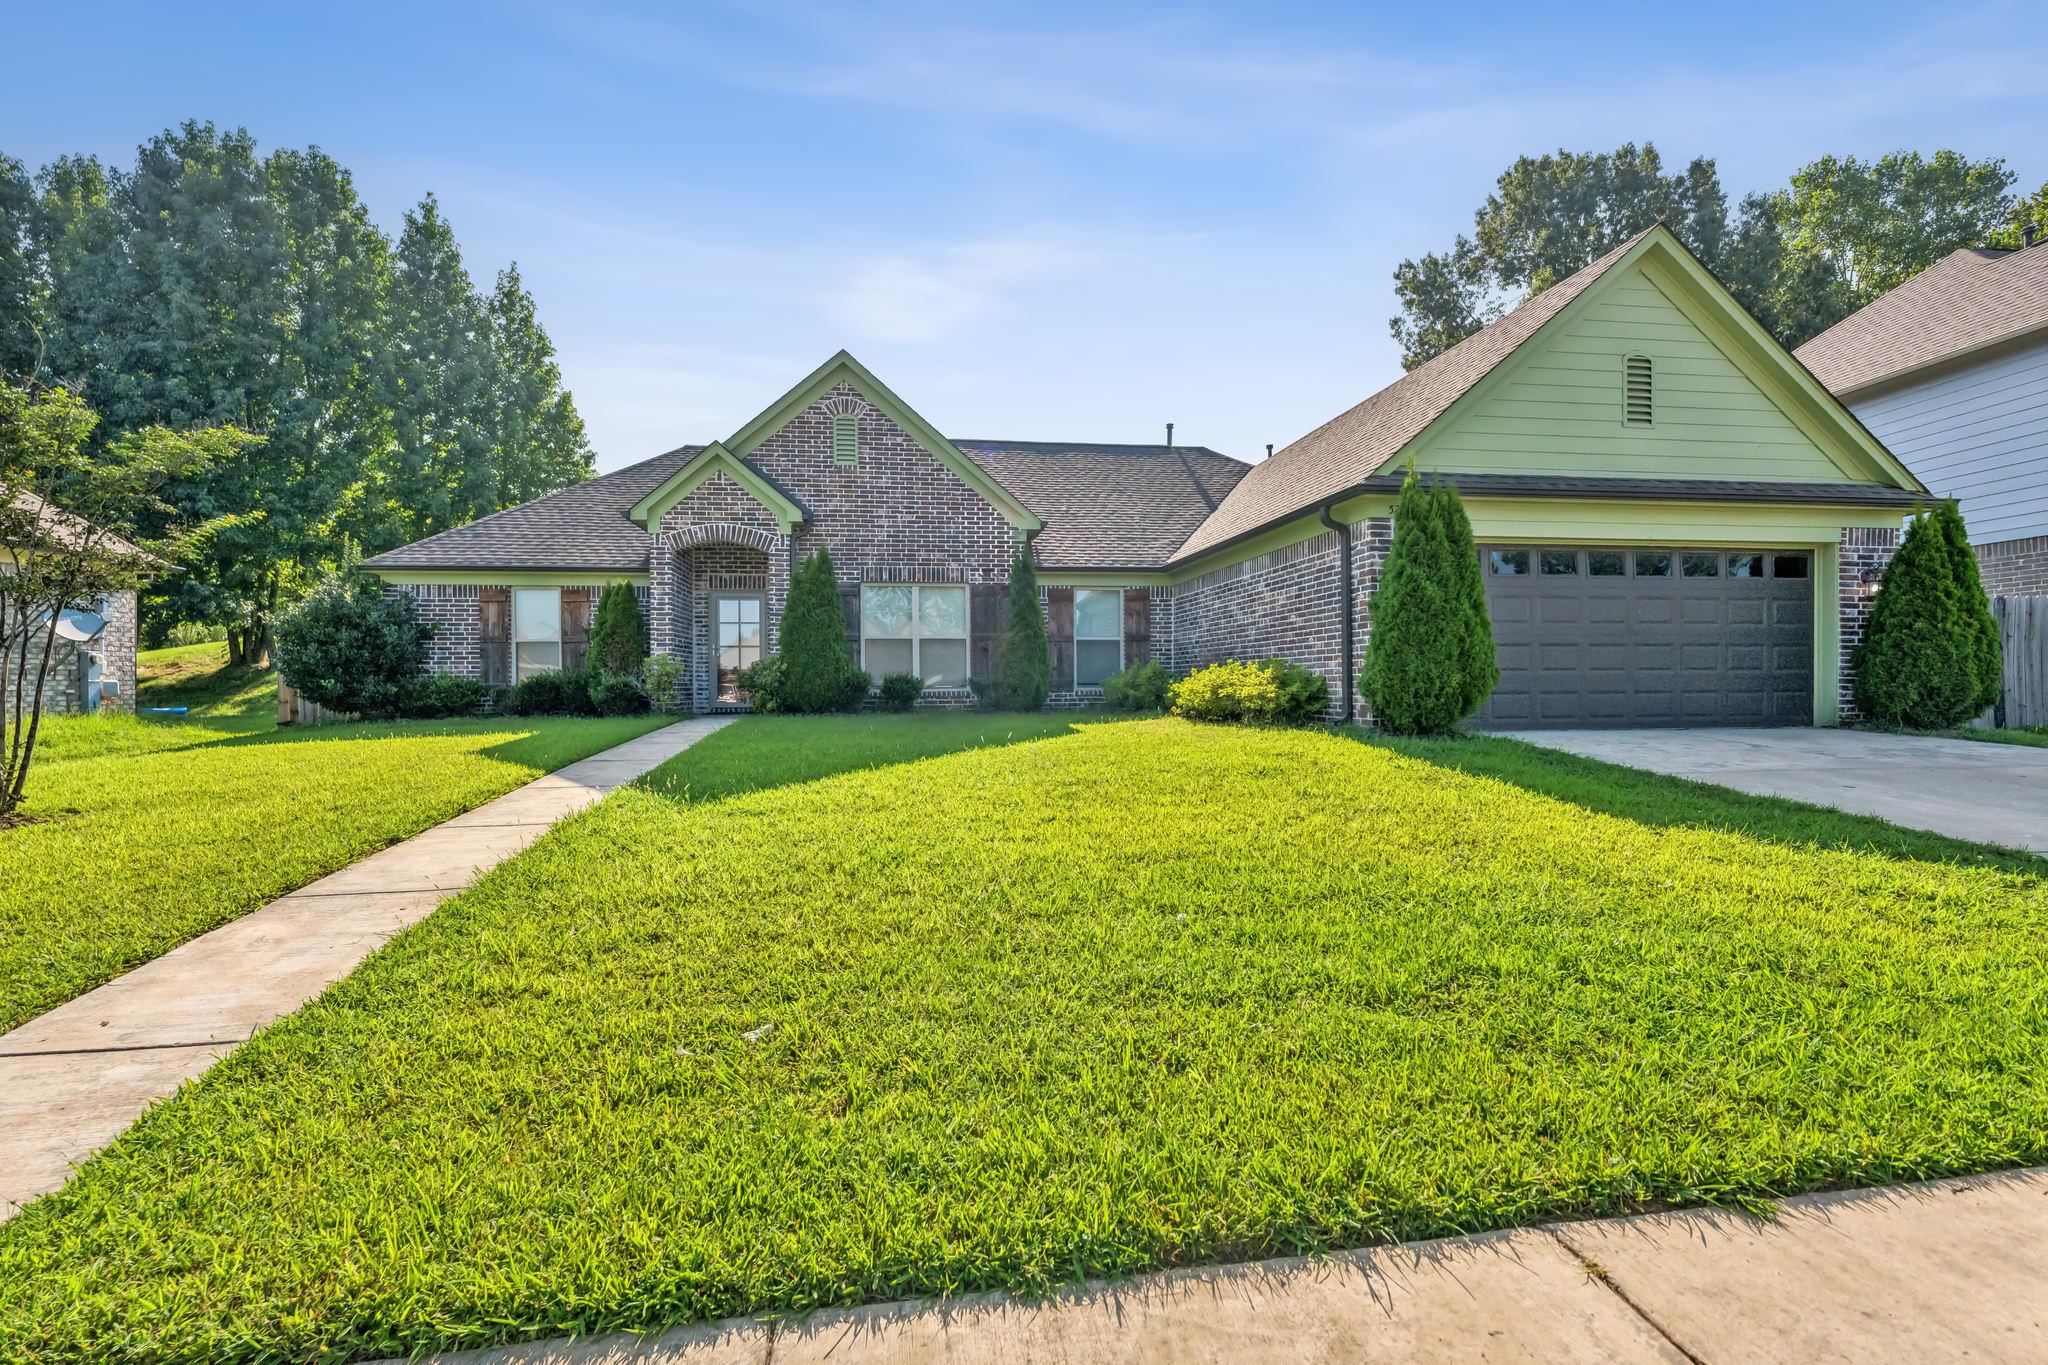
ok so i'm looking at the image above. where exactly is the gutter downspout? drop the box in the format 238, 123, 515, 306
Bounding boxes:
1318, 501, 1355, 722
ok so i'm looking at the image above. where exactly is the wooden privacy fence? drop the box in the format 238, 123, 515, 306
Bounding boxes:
277, 681, 355, 727
1992, 596, 2047, 730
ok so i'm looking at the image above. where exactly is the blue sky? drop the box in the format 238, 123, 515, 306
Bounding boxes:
6, 1, 2045, 471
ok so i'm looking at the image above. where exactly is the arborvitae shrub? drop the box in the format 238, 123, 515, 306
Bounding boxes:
1855, 508, 2000, 728
990, 550, 1049, 710
1361, 469, 1497, 734
779, 548, 868, 713
585, 581, 648, 676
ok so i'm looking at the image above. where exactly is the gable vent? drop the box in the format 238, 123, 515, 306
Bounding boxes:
1624, 355, 1653, 426
832, 413, 859, 466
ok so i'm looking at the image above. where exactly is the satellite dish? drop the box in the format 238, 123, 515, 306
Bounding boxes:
54, 609, 106, 642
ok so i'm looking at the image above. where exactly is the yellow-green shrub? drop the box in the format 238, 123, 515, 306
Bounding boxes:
1169, 659, 1327, 724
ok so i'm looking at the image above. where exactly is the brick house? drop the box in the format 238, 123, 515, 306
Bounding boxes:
1, 492, 143, 718
366, 226, 1926, 728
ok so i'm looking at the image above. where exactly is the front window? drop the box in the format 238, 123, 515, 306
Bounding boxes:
861, 585, 968, 687
513, 588, 561, 680
1075, 588, 1123, 687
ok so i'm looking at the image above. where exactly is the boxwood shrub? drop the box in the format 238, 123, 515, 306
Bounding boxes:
1169, 659, 1328, 724
1102, 660, 1170, 711
877, 673, 924, 711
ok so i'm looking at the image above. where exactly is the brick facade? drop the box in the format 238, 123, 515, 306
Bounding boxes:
1977, 533, 2048, 597
1837, 525, 1902, 723
0, 589, 138, 717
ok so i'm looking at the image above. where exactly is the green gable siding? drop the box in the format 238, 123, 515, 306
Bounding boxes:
1416, 267, 1858, 484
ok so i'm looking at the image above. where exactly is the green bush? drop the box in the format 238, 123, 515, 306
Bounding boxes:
1855, 506, 2003, 728
272, 570, 433, 718
1361, 469, 1498, 735
502, 668, 596, 717
989, 551, 1049, 709
877, 673, 924, 711
735, 657, 788, 713
589, 672, 650, 716
398, 673, 485, 719
1102, 659, 1170, 711
586, 582, 649, 676
641, 654, 684, 713
779, 549, 869, 712
1169, 659, 1328, 724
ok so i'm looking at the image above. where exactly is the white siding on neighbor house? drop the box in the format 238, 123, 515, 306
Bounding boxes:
1848, 337, 2048, 545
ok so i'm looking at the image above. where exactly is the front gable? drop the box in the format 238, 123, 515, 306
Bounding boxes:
629, 441, 807, 534
1409, 232, 1923, 490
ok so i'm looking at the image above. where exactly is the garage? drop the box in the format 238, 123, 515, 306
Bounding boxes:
1473, 545, 1815, 729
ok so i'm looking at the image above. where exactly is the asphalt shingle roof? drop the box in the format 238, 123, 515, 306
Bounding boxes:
1170, 231, 1648, 564
361, 446, 702, 571
958, 440, 1250, 569
1796, 244, 2048, 396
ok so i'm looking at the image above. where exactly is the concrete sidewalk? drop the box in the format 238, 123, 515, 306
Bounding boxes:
399, 1168, 2048, 1364
0, 715, 732, 1218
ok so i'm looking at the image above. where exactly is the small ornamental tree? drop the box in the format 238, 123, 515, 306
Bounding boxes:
1932, 499, 2002, 715
989, 549, 1049, 710
585, 581, 648, 676
1360, 469, 1498, 734
778, 547, 867, 712
1855, 507, 2000, 728
272, 567, 433, 718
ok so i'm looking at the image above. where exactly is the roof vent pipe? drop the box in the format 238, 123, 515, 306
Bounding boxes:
1266, 443, 1274, 459
2026, 223, 2042, 249
1165, 422, 1174, 449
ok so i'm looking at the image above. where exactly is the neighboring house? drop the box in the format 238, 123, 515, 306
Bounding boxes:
0, 491, 143, 717
1797, 237, 2048, 596
366, 225, 1923, 728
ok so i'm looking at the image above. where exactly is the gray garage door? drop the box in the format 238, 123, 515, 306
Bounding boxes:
1472, 546, 1814, 729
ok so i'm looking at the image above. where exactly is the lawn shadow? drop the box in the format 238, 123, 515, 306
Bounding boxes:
1351, 728, 2047, 878
635, 712, 1101, 807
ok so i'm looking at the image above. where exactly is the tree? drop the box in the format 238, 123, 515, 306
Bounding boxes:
1360, 469, 1497, 734
1853, 509, 1998, 729
369, 194, 494, 547
778, 547, 867, 713
585, 580, 647, 676
1, 380, 239, 817
1991, 178, 2048, 250
989, 549, 1049, 709
1772, 151, 2016, 311
485, 264, 592, 509
1391, 144, 1731, 369
1931, 499, 2001, 715
0, 155, 36, 379
271, 566, 432, 718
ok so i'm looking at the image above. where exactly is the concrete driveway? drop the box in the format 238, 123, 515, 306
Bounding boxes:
1500, 727, 2048, 854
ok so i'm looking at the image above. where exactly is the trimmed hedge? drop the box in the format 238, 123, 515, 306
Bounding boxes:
398, 673, 485, 719
876, 673, 924, 711
1102, 660, 1170, 711
1169, 659, 1328, 724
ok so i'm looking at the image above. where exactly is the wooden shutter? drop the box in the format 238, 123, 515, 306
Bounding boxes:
1123, 589, 1151, 666
840, 584, 862, 666
560, 587, 593, 672
1047, 587, 1075, 691
478, 587, 510, 687
970, 585, 1005, 683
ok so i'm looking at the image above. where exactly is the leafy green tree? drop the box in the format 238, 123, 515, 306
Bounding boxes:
585, 581, 647, 676
369, 194, 493, 546
1361, 470, 1497, 733
1853, 510, 1996, 729
1772, 151, 2016, 312
486, 263, 592, 509
2, 380, 241, 815
1391, 143, 1730, 369
779, 547, 867, 713
26, 156, 117, 391
272, 566, 432, 719
0, 155, 36, 379
1990, 179, 2048, 250
1931, 500, 2002, 714
990, 549, 1049, 709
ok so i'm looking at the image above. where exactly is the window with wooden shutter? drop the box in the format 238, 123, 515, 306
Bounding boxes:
478, 587, 511, 687
1122, 589, 1151, 667
560, 587, 593, 672
1624, 355, 1652, 426
969, 585, 1005, 683
833, 413, 859, 466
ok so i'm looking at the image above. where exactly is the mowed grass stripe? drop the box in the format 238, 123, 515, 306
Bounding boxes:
1, 718, 2044, 1362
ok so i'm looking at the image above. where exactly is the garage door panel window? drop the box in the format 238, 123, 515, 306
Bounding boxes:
862, 585, 968, 687
1728, 553, 1765, 578
1682, 553, 1720, 577
1633, 551, 1672, 577
1588, 551, 1627, 576
1074, 588, 1123, 688
1771, 554, 1809, 579
1489, 549, 1530, 575
1540, 551, 1579, 575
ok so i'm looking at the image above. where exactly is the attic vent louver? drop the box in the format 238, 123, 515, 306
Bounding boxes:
832, 412, 859, 466
1624, 355, 1653, 426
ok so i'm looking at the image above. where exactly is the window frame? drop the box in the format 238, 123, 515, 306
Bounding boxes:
512, 587, 563, 681
860, 583, 970, 689
1072, 587, 1124, 689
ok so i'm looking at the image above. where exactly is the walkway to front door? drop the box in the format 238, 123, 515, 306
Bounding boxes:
713, 594, 763, 704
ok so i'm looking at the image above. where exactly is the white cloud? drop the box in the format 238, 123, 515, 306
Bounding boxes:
828, 238, 1086, 342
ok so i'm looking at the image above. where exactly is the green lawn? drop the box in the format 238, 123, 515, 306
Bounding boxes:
2, 717, 2046, 1361
1948, 725, 2048, 750
0, 645, 669, 1032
